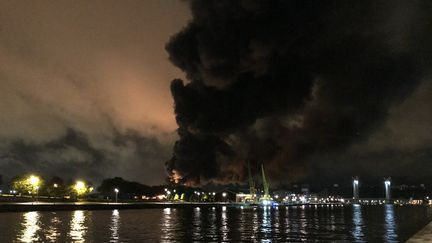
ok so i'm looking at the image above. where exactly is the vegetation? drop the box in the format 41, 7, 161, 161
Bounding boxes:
11, 174, 43, 194
4, 174, 222, 202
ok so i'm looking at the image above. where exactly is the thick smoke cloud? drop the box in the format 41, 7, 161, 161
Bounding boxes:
166, 0, 432, 185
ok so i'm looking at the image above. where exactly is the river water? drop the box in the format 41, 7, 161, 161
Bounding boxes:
0, 205, 430, 242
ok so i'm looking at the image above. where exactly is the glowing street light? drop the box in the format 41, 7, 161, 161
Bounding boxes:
74, 181, 87, 196
27, 175, 41, 201
114, 188, 119, 203
222, 192, 227, 202
384, 178, 391, 201
353, 177, 359, 200
29, 175, 40, 187
53, 183, 58, 188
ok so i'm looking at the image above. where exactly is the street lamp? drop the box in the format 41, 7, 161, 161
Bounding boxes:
35, 186, 39, 202
74, 181, 87, 197
222, 192, 227, 202
114, 188, 119, 203
28, 175, 40, 201
353, 177, 359, 200
29, 175, 40, 187
384, 178, 391, 201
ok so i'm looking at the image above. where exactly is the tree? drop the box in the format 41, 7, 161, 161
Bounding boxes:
11, 174, 43, 194
46, 176, 66, 197
97, 177, 152, 199
70, 180, 92, 198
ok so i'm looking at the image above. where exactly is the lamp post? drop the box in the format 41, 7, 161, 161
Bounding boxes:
384, 178, 391, 202
74, 181, 87, 200
353, 177, 359, 200
28, 175, 40, 202
114, 188, 119, 203
35, 186, 39, 202
222, 192, 227, 202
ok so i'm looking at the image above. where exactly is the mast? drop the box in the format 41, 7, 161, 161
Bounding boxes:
261, 164, 269, 197
248, 161, 256, 197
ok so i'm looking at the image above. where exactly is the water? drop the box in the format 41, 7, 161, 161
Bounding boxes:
0, 205, 431, 242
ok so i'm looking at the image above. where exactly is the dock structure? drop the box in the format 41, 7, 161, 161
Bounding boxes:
407, 221, 432, 242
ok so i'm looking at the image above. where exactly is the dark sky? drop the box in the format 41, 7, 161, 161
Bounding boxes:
1, 0, 431, 186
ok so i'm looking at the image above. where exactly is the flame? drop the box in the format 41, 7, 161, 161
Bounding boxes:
171, 170, 183, 184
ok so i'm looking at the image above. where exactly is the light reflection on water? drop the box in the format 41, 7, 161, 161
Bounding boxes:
352, 204, 365, 242
3, 205, 431, 242
160, 207, 173, 242
18, 211, 40, 243
261, 206, 272, 243
69, 210, 87, 242
192, 207, 202, 241
46, 213, 61, 242
221, 206, 229, 241
110, 209, 120, 243
384, 204, 397, 242
207, 206, 217, 240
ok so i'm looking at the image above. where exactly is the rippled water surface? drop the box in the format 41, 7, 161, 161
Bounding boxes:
0, 205, 431, 242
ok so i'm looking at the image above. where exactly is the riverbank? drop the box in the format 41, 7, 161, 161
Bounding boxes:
0, 202, 231, 212
0, 201, 349, 212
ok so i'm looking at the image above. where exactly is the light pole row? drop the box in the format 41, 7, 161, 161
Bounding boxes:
352, 177, 391, 201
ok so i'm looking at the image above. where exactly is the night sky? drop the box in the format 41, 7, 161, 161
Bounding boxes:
0, 0, 190, 184
1, 0, 431, 186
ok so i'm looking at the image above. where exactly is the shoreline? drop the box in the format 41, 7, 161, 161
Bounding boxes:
0, 201, 409, 213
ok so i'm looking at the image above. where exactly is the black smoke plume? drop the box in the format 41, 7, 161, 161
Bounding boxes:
165, 0, 432, 185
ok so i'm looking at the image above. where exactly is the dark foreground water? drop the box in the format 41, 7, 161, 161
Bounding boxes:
0, 205, 431, 242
